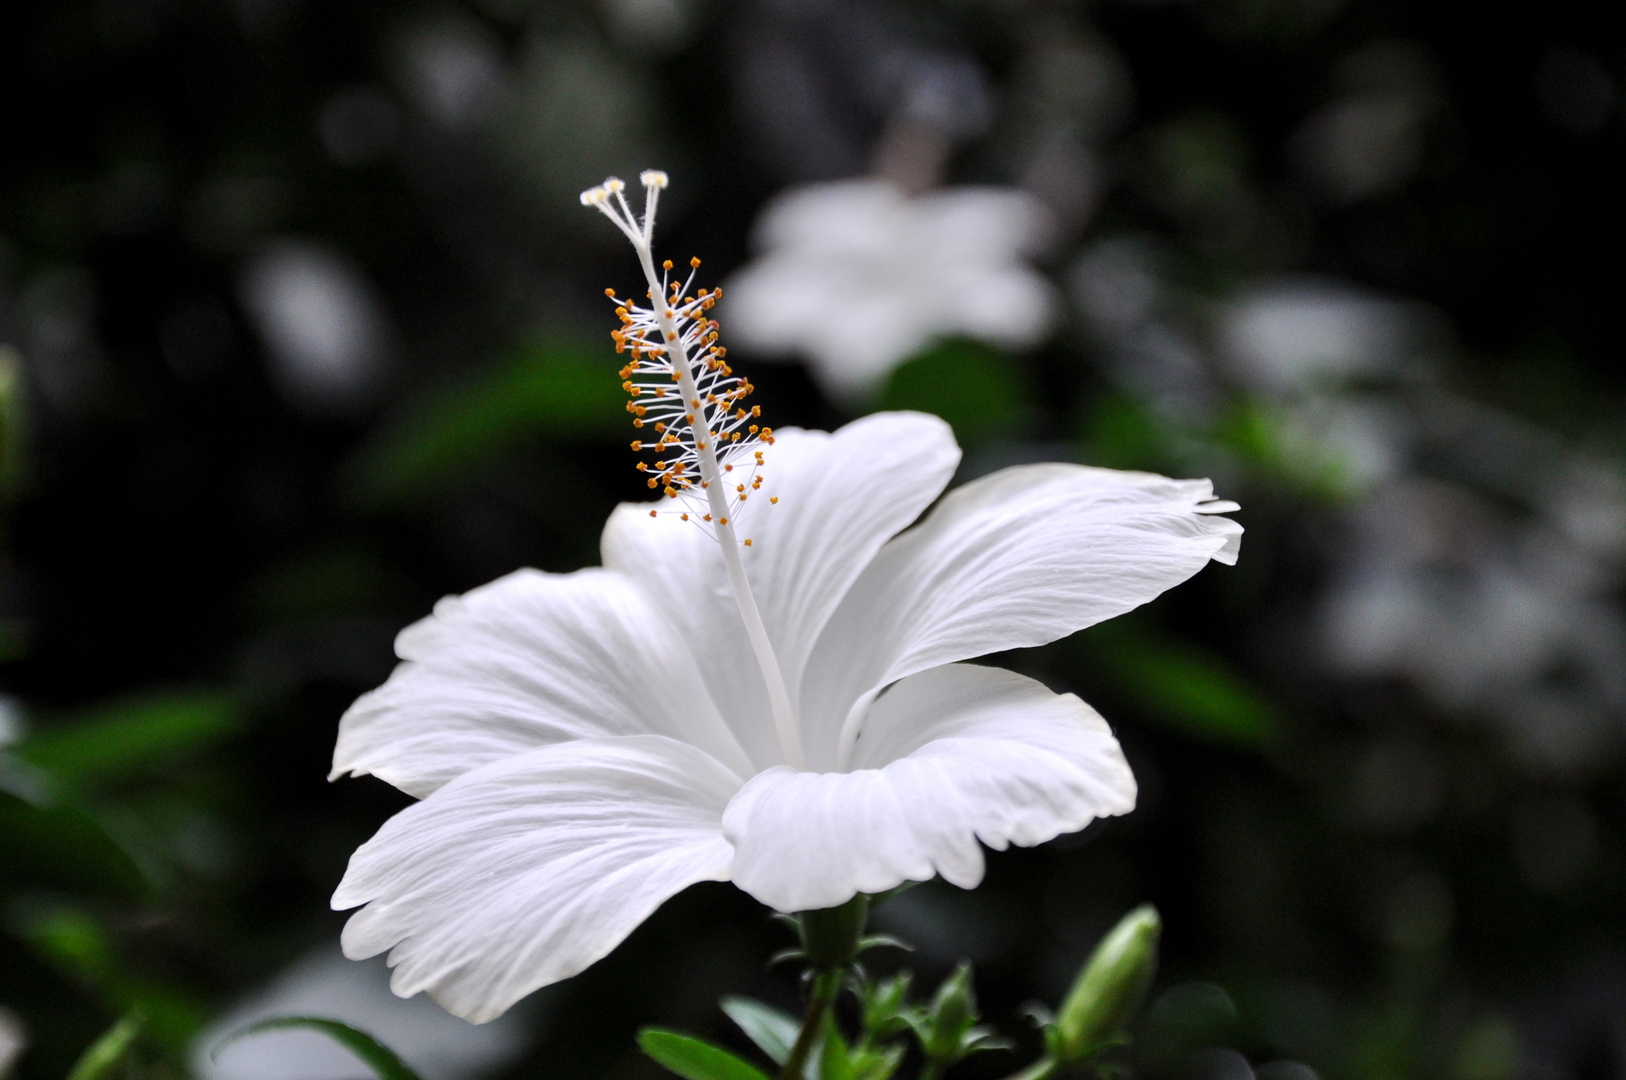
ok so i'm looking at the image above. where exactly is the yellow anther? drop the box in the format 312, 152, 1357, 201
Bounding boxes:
690, 256, 701, 268
724, 463, 733, 472
703, 514, 712, 522
647, 478, 658, 488
743, 539, 753, 547
631, 440, 643, 451
719, 517, 728, 525
770, 496, 778, 504
681, 513, 689, 521
663, 259, 673, 270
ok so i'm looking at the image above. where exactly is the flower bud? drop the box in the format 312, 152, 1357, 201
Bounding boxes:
1053, 904, 1161, 1061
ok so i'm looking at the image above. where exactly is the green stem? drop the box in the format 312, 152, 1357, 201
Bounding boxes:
779, 968, 843, 1080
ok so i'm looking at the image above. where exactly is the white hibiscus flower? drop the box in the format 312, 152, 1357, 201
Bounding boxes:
721, 180, 1060, 400
329, 173, 1240, 1024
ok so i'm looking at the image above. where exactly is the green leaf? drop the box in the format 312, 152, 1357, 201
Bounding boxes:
18, 690, 239, 789
721, 996, 800, 1066
215, 1017, 425, 1080
344, 336, 626, 508
1079, 620, 1277, 750
874, 339, 1028, 447
65, 1010, 144, 1080
0, 795, 145, 898
639, 1028, 774, 1080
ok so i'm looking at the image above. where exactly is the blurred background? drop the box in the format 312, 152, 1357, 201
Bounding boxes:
0, 0, 1623, 1077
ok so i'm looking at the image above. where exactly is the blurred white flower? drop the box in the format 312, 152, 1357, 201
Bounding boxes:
238, 240, 393, 415
192, 945, 533, 1080
722, 180, 1059, 400
397, 17, 506, 130
0, 1006, 25, 1079
1218, 279, 1431, 394
1320, 478, 1626, 774
326, 174, 1239, 1024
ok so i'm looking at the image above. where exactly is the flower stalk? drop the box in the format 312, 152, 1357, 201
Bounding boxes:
779, 894, 870, 1080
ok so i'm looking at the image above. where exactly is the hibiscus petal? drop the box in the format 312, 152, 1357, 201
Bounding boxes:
333, 735, 742, 1023
724, 664, 1135, 912
602, 412, 960, 769
801, 464, 1242, 767
331, 568, 751, 797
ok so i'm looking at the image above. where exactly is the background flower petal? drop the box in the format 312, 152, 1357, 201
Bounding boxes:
800, 464, 1242, 767
332, 735, 741, 1024
724, 664, 1135, 913
331, 568, 751, 797
602, 412, 960, 770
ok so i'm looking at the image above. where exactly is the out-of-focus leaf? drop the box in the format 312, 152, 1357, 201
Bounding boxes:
13, 901, 206, 1050
16, 690, 239, 790
246, 545, 391, 617
875, 340, 1028, 446
65, 1010, 143, 1080
721, 996, 800, 1066
344, 336, 625, 508
0, 794, 146, 897
1138, 983, 1237, 1070
0, 345, 24, 501
215, 1017, 425, 1080
1077, 394, 1193, 474
14, 903, 115, 982
640, 1028, 774, 1080
1213, 399, 1357, 501
1080, 619, 1277, 750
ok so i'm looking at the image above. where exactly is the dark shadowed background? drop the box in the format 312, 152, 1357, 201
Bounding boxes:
1, 0, 1623, 1078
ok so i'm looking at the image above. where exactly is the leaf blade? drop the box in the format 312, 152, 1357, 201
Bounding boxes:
721, 996, 800, 1066
65, 1010, 144, 1080
640, 1027, 774, 1080
214, 1016, 425, 1080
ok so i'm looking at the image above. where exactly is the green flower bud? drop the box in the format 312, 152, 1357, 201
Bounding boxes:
909, 962, 1011, 1069
1054, 904, 1161, 1061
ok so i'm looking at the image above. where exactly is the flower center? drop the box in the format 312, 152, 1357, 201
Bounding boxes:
583, 172, 806, 770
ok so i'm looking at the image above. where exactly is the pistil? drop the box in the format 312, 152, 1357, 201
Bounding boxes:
585, 173, 806, 770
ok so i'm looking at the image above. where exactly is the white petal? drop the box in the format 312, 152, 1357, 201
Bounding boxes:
724, 664, 1134, 912
801, 464, 1242, 764
332, 568, 751, 797
333, 736, 742, 1023
601, 413, 961, 769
